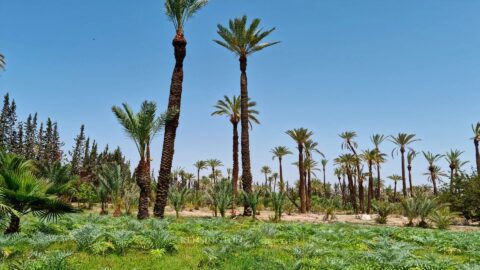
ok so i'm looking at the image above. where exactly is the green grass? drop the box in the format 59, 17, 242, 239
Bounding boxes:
1, 213, 479, 269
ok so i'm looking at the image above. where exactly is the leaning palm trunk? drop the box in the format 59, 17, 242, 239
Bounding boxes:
137, 159, 150, 219
239, 56, 253, 216
154, 35, 187, 218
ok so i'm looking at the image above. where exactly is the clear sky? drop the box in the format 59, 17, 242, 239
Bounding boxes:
1, 0, 479, 188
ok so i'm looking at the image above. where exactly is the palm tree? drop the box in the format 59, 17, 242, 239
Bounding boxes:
472, 123, 480, 175
387, 174, 402, 202
423, 165, 447, 196
321, 159, 328, 196
211, 95, 259, 196
286, 128, 312, 213
271, 172, 279, 192
422, 151, 444, 195
334, 154, 358, 212
0, 54, 5, 70
304, 139, 324, 208
193, 160, 207, 191
215, 16, 279, 216
370, 134, 386, 199
98, 163, 125, 217
260, 166, 271, 188
444, 150, 467, 193
406, 150, 417, 196
112, 101, 167, 219
271, 146, 292, 193
155, 0, 209, 218
390, 133, 420, 198
36, 161, 76, 199
206, 159, 223, 184
0, 153, 76, 234
334, 167, 346, 204
361, 149, 377, 214
339, 131, 362, 195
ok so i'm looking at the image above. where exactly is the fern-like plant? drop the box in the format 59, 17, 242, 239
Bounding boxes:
168, 186, 189, 219
242, 190, 261, 219
429, 206, 457, 230
372, 201, 394, 224
271, 192, 286, 222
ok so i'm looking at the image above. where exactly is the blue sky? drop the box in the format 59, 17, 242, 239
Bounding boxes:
1, 0, 479, 188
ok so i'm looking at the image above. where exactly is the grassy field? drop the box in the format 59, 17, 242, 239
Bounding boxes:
1, 213, 480, 270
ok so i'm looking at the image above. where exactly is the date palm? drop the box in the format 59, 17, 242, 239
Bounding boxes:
112, 101, 167, 219
370, 134, 386, 199
406, 150, 417, 196
321, 159, 328, 196
423, 165, 447, 195
361, 149, 377, 214
387, 174, 402, 202
339, 131, 363, 194
215, 15, 279, 216
444, 150, 467, 193
390, 133, 420, 198
304, 139, 324, 209
206, 159, 223, 184
98, 163, 125, 217
271, 146, 292, 193
271, 172, 279, 192
472, 122, 480, 176
211, 95, 259, 196
334, 154, 358, 212
422, 151, 444, 195
260, 166, 271, 188
286, 128, 312, 213
334, 167, 346, 204
155, 0, 209, 218
193, 160, 207, 191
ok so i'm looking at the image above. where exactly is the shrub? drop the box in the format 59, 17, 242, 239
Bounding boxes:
429, 207, 458, 230
242, 190, 261, 219
322, 199, 337, 221
373, 201, 394, 224
401, 197, 419, 226
106, 230, 134, 254
208, 179, 232, 218
271, 192, 286, 222
168, 186, 189, 219
71, 224, 103, 252
416, 195, 439, 228
10, 251, 73, 270
143, 229, 177, 253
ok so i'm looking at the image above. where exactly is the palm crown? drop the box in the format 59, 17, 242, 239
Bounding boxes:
472, 122, 480, 142
339, 131, 358, 151
390, 133, 420, 155
165, 0, 208, 34
444, 150, 467, 170
286, 128, 313, 146
271, 146, 292, 160
194, 160, 207, 171
211, 95, 260, 126
422, 151, 443, 166
214, 15, 279, 58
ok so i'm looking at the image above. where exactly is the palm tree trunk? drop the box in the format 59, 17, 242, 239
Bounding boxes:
323, 166, 327, 197
376, 163, 381, 200
367, 162, 373, 214
196, 169, 201, 191
154, 35, 187, 218
347, 170, 357, 213
358, 179, 364, 213
232, 122, 239, 195
393, 181, 397, 202
400, 148, 407, 198
5, 215, 20, 234
475, 140, 480, 176
279, 157, 284, 193
306, 169, 312, 212
449, 165, 454, 193
239, 56, 253, 216
298, 145, 307, 213
430, 167, 438, 195
137, 158, 150, 219
338, 176, 345, 204
408, 165, 413, 196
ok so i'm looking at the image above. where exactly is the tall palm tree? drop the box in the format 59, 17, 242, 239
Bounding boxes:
193, 160, 207, 191
206, 159, 223, 184
271, 146, 292, 193
304, 139, 324, 210
423, 165, 447, 195
387, 174, 402, 202
271, 172, 279, 192
260, 166, 271, 188
335, 154, 358, 212
334, 167, 346, 204
112, 101, 167, 219
155, 0, 209, 218
215, 16, 279, 216
422, 151, 444, 195
390, 133, 420, 198
361, 149, 376, 214
444, 150, 467, 193
211, 95, 259, 196
339, 131, 362, 195
370, 134, 386, 199
406, 150, 417, 196
472, 123, 480, 176
321, 159, 328, 196
286, 128, 312, 213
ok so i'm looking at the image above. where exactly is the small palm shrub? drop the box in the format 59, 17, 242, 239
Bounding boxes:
9, 251, 73, 270
271, 192, 286, 222
401, 197, 419, 226
242, 190, 261, 219
373, 201, 394, 224
143, 229, 177, 253
71, 224, 103, 252
168, 186, 189, 219
416, 195, 438, 228
106, 230, 134, 254
322, 199, 337, 221
208, 179, 232, 218
429, 207, 458, 230
190, 191, 204, 210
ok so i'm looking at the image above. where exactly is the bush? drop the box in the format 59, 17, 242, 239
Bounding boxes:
208, 179, 232, 218
373, 201, 394, 224
242, 190, 261, 219
401, 197, 418, 226
71, 224, 103, 252
271, 192, 286, 222
168, 186, 189, 219
430, 207, 458, 230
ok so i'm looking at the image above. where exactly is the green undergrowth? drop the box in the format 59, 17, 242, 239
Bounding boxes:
0, 213, 479, 269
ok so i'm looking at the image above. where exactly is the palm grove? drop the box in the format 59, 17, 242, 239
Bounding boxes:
0, 0, 480, 235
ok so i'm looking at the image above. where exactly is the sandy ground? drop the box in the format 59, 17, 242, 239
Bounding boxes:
161, 207, 480, 232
